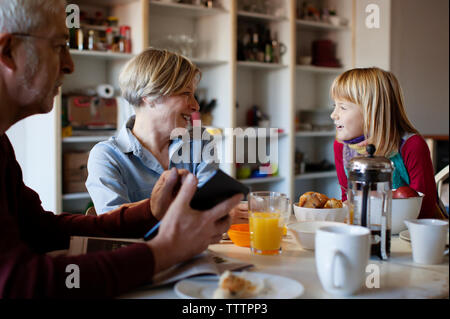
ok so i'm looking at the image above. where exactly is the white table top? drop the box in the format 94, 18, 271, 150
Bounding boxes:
122, 232, 449, 299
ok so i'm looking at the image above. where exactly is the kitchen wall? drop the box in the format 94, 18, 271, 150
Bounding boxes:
390, 0, 449, 135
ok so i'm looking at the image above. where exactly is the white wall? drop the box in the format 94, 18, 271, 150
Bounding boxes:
355, 0, 392, 70
390, 0, 449, 135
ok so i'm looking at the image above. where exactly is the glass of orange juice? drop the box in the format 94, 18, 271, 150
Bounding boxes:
248, 192, 290, 255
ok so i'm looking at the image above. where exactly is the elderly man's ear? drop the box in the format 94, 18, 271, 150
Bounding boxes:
0, 34, 17, 72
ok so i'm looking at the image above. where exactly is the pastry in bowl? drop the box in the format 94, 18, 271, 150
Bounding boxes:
324, 198, 343, 208
298, 192, 329, 208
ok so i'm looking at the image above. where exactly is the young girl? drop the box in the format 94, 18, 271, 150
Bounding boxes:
330, 67, 444, 219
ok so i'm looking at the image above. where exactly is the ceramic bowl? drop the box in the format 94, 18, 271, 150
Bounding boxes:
391, 192, 424, 234
227, 224, 250, 247
287, 221, 346, 250
293, 203, 349, 223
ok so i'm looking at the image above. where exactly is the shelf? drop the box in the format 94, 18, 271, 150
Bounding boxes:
295, 171, 337, 180
62, 135, 114, 143
239, 176, 285, 185
238, 11, 288, 22
80, 24, 120, 33
295, 131, 335, 137
296, 65, 345, 74
69, 49, 135, 60
149, 1, 228, 17
237, 61, 288, 70
296, 19, 350, 31
75, 0, 138, 8
62, 193, 91, 200
191, 58, 228, 68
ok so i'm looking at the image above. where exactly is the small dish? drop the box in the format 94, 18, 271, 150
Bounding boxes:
288, 221, 346, 250
227, 224, 250, 248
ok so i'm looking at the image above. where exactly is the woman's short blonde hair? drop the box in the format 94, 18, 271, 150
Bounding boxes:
330, 67, 418, 157
119, 48, 201, 107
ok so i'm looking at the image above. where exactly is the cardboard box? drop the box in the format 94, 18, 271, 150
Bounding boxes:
63, 152, 90, 194
66, 96, 117, 130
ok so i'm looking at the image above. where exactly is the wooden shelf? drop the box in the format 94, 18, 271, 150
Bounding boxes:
239, 176, 285, 185
295, 171, 337, 180
237, 61, 288, 70
296, 65, 345, 74
69, 49, 135, 60
296, 19, 350, 31
238, 10, 287, 22
149, 1, 228, 17
191, 58, 228, 68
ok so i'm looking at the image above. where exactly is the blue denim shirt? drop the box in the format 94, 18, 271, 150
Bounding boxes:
86, 116, 219, 214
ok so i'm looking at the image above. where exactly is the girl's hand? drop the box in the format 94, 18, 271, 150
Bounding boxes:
230, 202, 249, 224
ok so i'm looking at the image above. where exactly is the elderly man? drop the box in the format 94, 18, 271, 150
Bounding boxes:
0, 0, 241, 298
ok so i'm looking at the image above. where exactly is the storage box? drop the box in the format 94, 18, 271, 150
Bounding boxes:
63, 152, 90, 194
65, 96, 117, 130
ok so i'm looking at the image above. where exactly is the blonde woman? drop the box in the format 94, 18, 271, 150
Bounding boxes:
330, 67, 443, 219
86, 48, 248, 221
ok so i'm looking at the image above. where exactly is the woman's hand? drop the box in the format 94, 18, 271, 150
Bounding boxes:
230, 201, 249, 224
150, 168, 190, 220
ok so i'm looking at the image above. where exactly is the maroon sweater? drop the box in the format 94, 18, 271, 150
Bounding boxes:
0, 134, 158, 298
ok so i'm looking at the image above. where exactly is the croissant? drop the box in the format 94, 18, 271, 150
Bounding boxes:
324, 198, 343, 209
298, 192, 329, 208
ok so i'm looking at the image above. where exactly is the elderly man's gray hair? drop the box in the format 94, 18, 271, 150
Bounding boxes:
0, 0, 66, 33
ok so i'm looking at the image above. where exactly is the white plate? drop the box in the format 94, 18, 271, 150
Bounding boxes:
174, 272, 304, 299
400, 230, 449, 245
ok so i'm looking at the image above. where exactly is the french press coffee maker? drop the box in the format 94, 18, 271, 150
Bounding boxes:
346, 144, 393, 260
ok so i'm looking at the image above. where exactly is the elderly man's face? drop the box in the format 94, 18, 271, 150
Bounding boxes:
15, 6, 74, 115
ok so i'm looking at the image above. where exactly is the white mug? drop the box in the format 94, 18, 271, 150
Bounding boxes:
315, 225, 371, 296
404, 219, 449, 265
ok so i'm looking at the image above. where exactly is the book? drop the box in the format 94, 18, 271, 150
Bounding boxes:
68, 236, 254, 287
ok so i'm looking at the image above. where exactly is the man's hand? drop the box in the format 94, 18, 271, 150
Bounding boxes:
147, 173, 243, 274
150, 168, 190, 220
230, 201, 249, 224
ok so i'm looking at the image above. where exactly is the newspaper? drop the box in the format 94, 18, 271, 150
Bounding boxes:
68, 236, 254, 287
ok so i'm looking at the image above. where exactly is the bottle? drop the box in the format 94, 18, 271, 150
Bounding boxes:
76, 29, 84, 50
271, 32, 280, 63
251, 31, 260, 62
264, 29, 273, 63
119, 26, 132, 53
243, 28, 252, 61
105, 28, 113, 51
88, 30, 95, 50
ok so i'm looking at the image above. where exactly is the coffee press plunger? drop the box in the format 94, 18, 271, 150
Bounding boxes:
346, 144, 393, 260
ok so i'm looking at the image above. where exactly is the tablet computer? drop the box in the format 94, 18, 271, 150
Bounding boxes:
190, 169, 249, 210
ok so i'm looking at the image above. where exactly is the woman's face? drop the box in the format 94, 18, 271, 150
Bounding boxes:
152, 81, 200, 134
330, 99, 364, 141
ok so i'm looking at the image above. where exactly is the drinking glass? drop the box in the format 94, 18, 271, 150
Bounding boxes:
248, 192, 290, 255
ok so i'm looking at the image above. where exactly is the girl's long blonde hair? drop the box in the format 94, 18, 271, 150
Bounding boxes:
330, 67, 419, 157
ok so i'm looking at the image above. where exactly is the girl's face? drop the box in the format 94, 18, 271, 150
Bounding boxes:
330, 99, 364, 141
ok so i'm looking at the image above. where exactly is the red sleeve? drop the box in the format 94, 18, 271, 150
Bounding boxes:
401, 135, 438, 219
334, 140, 348, 201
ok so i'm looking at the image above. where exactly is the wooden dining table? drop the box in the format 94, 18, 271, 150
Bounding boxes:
121, 229, 449, 299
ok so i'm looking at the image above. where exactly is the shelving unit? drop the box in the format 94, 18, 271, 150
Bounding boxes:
12, 0, 355, 214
